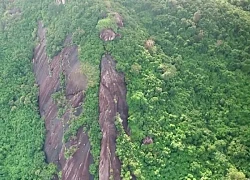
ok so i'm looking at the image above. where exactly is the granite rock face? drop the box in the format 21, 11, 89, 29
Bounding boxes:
33, 21, 93, 180
99, 54, 128, 180
33, 19, 128, 180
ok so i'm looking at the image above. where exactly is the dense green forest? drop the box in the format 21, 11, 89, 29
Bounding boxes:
0, 0, 56, 179
0, 0, 250, 179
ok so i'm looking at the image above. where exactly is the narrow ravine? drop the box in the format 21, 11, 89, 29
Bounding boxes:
98, 54, 128, 180
33, 21, 93, 180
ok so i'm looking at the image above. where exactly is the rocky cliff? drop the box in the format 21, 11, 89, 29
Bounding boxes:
33, 14, 128, 179
33, 21, 93, 180
99, 55, 128, 180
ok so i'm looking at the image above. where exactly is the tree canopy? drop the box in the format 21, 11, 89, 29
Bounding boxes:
1, 0, 250, 179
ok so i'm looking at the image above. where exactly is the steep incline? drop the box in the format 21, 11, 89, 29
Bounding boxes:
33, 21, 93, 180
99, 55, 128, 180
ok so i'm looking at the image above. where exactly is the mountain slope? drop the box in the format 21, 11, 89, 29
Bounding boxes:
0, 0, 250, 179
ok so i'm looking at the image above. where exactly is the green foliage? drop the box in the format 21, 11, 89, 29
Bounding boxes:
34, 1, 105, 179
64, 145, 78, 159
226, 168, 246, 180
0, 0, 55, 179
228, 0, 250, 11
38, 163, 57, 180
96, 14, 118, 32
111, 0, 250, 179
80, 61, 99, 88
1, 0, 250, 179
51, 90, 68, 118
1, 0, 105, 179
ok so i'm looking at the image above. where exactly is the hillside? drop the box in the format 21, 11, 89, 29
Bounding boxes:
0, 0, 250, 179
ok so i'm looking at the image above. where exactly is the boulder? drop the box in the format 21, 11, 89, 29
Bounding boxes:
100, 29, 116, 41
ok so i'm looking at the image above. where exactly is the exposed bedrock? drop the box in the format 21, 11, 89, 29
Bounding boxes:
33, 21, 93, 180
99, 54, 128, 180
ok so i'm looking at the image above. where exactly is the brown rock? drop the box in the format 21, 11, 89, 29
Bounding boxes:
100, 29, 116, 41
193, 10, 201, 23
145, 39, 155, 49
99, 55, 128, 180
143, 137, 153, 145
60, 128, 93, 180
33, 21, 93, 180
114, 13, 124, 27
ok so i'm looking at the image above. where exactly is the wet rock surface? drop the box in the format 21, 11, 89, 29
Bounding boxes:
99, 54, 128, 180
33, 21, 93, 180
